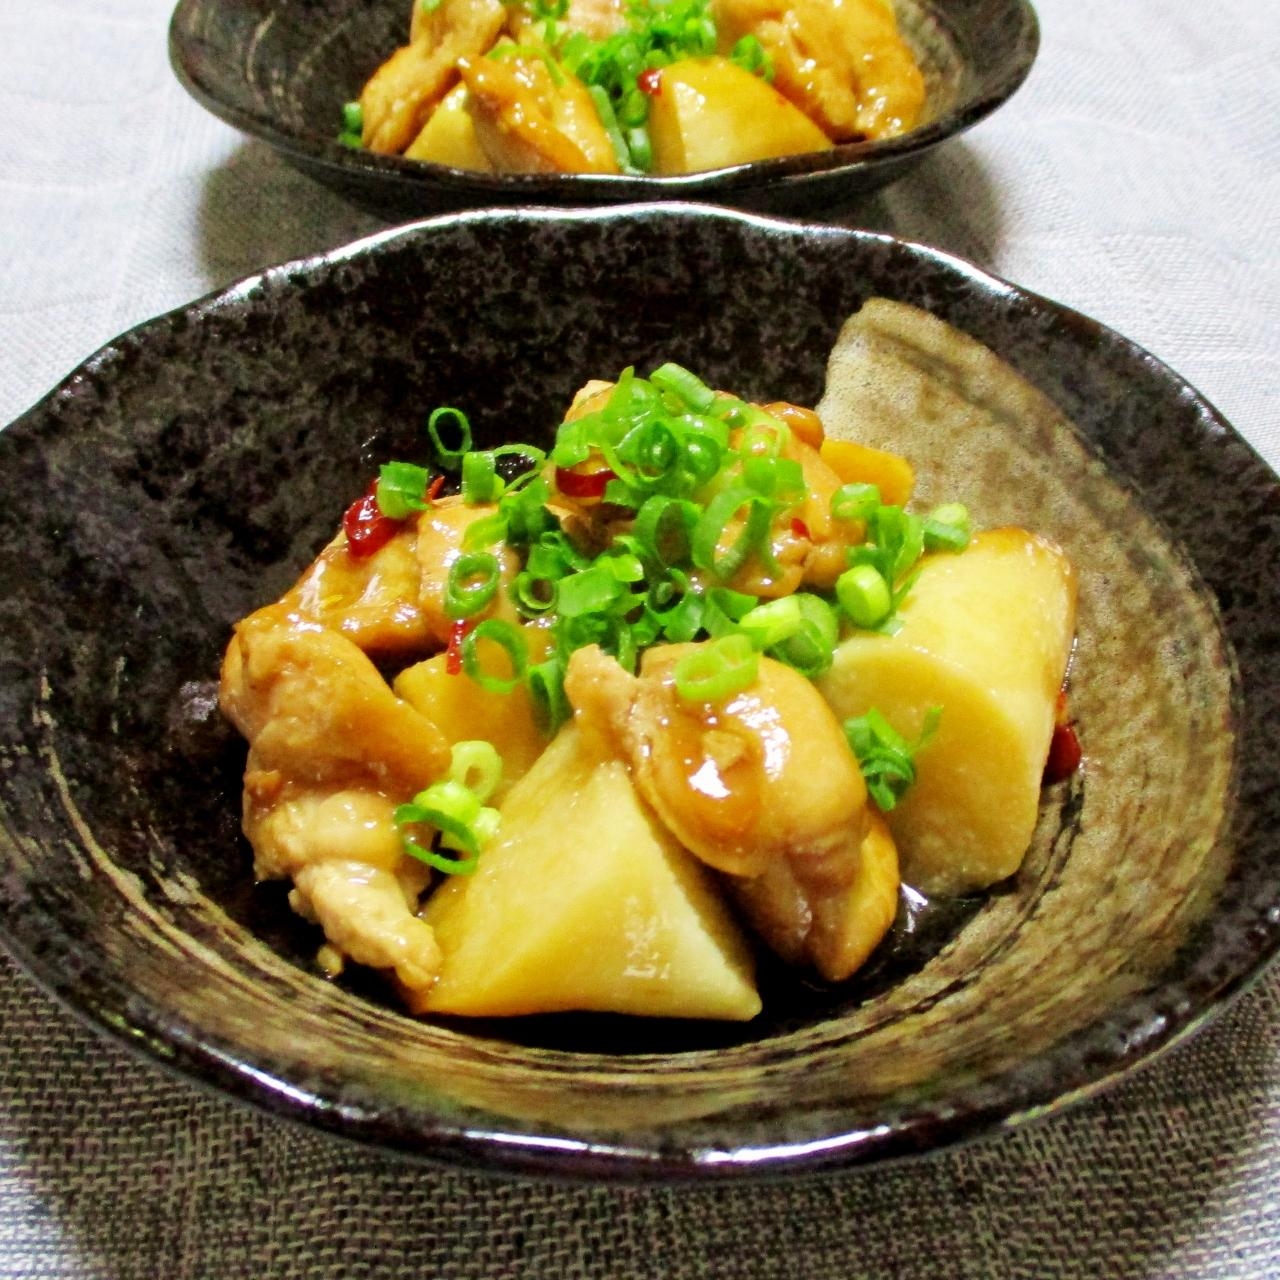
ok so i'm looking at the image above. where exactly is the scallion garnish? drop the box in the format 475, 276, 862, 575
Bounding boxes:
831, 482, 881, 524
844, 708, 941, 811
770, 592, 839, 678
923, 502, 972, 552
394, 740, 505, 876
376, 461, 433, 519
650, 362, 717, 413
673, 633, 759, 704
525, 657, 568, 735
738, 595, 803, 649
692, 488, 775, 581
444, 552, 502, 620
365, 360, 974, 820
427, 406, 473, 469
729, 33, 774, 81
338, 100, 363, 147
837, 563, 892, 630
446, 739, 503, 803
461, 618, 529, 694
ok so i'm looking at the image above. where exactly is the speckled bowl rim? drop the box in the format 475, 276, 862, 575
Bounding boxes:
166, 0, 1040, 204
1, 204, 1277, 1183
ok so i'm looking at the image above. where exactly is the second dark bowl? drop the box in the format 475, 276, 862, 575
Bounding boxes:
169, 0, 1039, 219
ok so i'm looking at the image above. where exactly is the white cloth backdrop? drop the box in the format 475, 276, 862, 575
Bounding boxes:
1, 1, 1278, 1275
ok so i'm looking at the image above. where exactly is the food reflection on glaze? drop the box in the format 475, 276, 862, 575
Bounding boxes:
341, 0, 926, 176
220, 341, 1077, 1021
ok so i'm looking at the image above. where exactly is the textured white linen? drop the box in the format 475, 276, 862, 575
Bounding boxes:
1, 0, 1278, 1275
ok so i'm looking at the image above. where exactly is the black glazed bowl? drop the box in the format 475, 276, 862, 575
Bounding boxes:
1, 205, 1278, 1181
168, 0, 1039, 219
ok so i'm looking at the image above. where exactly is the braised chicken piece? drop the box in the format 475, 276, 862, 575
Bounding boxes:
361, 0, 508, 153
459, 53, 621, 175
291, 860, 442, 997
244, 523, 430, 657
220, 618, 450, 792
711, 0, 924, 142
566, 643, 895, 980
415, 495, 524, 645
220, 619, 452, 994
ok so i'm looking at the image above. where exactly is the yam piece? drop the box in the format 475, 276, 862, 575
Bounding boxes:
417, 725, 761, 1020
818, 528, 1076, 895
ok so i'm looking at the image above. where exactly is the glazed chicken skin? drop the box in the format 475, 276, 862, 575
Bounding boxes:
566, 643, 895, 980
710, 0, 925, 141
219, 617, 451, 997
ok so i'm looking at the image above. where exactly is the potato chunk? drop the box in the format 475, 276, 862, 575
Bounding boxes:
417, 726, 761, 1020
405, 84, 493, 170
393, 652, 546, 800
818, 528, 1077, 895
647, 57, 833, 175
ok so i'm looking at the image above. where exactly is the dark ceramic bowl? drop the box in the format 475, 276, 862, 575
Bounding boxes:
168, 0, 1039, 219
1, 205, 1277, 1181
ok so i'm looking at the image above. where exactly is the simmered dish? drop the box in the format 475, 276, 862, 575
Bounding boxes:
342, 0, 926, 175
220, 302, 1077, 1021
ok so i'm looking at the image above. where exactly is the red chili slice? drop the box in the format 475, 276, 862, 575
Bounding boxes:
342, 482, 399, 559
426, 473, 446, 503
638, 68, 662, 95
791, 517, 812, 541
555, 465, 616, 499
1043, 721, 1082, 784
445, 620, 474, 675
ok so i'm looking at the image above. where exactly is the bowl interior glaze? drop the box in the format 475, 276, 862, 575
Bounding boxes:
1, 206, 1277, 1181
168, 0, 1039, 218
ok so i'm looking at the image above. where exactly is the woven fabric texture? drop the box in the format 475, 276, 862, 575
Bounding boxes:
2, 0, 1279, 1275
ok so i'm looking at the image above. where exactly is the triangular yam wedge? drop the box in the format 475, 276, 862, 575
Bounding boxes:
415, 725, 761, 1020
818, 528, 1076, 896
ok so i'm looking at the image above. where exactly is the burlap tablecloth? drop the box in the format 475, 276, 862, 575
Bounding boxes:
2, 0, 1278, 1274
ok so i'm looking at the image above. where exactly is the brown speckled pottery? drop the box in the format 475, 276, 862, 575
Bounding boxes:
0, 206, 1277, 1181
168, 0, 1038, 219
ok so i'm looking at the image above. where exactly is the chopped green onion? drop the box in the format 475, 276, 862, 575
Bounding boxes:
427, 406, 472, 469
419, 0, 443, 11
633, 495, 698, 569
831, 482, 880, 523
514, 571, 558, 616
692, 487, 774, 581
461, 509, 509, 550
444, 551, 501, 620
461, 451, 504, 504
770, 592, 838, 678
376, 461, 432, 519
730, 33, 773, 81
341, 101, 364, 134
528, 657, 571, 735
737, 417, 790, 461
845, 707, 941, 811
650, 363, 717, 413
660, 588, 706, 643
446, 740, 503, 803
588, 84, 638, 174
741, 455, 804, 501
556, 563, 627, 617
923, 502, 972, 552
461, 618, 529, 694
395, 778, 486, 873
673, 634, 759, 704
837, 563, 892, 630
738, 594, 802, 649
